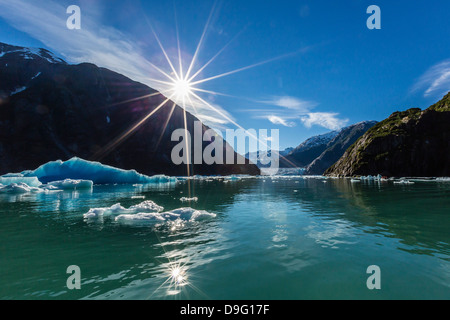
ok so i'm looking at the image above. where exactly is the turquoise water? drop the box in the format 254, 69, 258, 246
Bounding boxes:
0, 177, 449, 300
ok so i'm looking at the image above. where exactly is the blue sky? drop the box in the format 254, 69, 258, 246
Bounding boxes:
0, 0, 449, 151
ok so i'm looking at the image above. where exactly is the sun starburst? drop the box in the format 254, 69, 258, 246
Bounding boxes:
94, 2, 302, 172
172, 78, 193, 101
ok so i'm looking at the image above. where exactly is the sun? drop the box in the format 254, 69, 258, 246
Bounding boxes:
172, 78, 193, 101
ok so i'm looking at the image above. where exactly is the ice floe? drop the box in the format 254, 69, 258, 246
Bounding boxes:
84, 200, 215, 226
393, 180, 415, 185
83, 200, 164, 219
115, 207, 216, 225
180, 197, 198, 202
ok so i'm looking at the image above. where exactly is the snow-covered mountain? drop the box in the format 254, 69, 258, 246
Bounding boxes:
279, 131, 339, 167
0, 43, 66, 64
304, 121, 378, 175
0, 43, 67, 98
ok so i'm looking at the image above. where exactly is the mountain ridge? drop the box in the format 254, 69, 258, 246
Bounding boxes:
304, 121, 378, 175
0, 42, 260, 176
325, 93, 450, 177
279, 130, 339, 168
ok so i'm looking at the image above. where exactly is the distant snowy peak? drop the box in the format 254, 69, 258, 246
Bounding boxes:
348, 120, 378, 128
0, 42, 66, 64
295, 131, 339, 151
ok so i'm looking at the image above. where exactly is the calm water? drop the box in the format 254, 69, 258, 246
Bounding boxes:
0, 177, 449, 300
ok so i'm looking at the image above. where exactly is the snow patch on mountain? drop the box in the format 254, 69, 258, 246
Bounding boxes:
293, 131, 339, 152
0, 44, 66, 64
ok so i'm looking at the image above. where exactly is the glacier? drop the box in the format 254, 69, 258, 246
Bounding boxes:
22, 157, 177, 185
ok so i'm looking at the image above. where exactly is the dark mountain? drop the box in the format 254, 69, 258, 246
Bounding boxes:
0, 42, 259, 176
325, 93, 450, 177
304, 121, 377, 175
279, 131, 338, 168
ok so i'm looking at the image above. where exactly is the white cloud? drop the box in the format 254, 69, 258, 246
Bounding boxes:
267, 115, 296, 127
300, 112, 348, 130
262, 96, 317, 112
0, 0, 234, 127
412, 59, 450, 98
253, 96, 347, 130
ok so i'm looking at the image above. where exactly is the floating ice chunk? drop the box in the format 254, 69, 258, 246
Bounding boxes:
180, 197, 198, 202
224, 175, 241, 181
115, 212, 174, 224
48, 179, 93, 190
83, 204, 127, 219
350, 179, 361, 183
129, 200, 164, 213
23, 157, 177, 185
115, 207, 216, 225
83, 200, 164, 219
0, 176, 42, 187
169, 208, 216, 221
436, 177, 450, 182
393, 180, 415, 185
0, 183, 43, 194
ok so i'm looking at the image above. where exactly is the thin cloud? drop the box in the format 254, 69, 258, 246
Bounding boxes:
300, 112, 349, 130
267, 115, 296, 127
412, 59, 450, 98
253, 96, 347, 130
261, 96, 317, 112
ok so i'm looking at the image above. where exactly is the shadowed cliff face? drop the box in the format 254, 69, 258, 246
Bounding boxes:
0, 43, 259, 176
325, 93, 450, 177
304, 121, 377, 175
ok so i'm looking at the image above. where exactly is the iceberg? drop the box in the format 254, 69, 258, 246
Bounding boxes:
84, 200, 164, 219
84, 199, 216, 225
22, 157, 177, 185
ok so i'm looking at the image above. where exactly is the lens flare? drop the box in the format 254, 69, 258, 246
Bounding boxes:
172, 78, 193, 100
